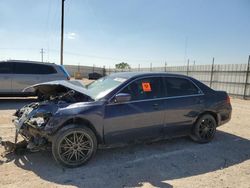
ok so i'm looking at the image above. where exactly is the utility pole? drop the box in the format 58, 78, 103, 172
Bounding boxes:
60, 0, 65, 65
40, 48, 45, 62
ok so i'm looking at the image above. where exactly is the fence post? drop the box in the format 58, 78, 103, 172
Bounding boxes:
165, 62, 167, 72
210, 57, 215, 88
77, 63, 80, 72
103, 66, 106, 76
243, 55, 250, 99
92, 64, 95, 73
187, 59, 189, 76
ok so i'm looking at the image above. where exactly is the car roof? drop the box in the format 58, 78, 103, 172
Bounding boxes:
0, 60, 57, 66
109, 72, 190, 79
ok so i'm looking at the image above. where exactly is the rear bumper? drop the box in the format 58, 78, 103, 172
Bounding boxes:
217, 106, 232, 126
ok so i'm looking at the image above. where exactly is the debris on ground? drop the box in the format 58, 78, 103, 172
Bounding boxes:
0, 137, 28, 156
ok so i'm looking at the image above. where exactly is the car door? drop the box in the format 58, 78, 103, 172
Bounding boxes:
162, 77, 204, 137
34, 64, 59, 83
103, 76, 166, 144
12, 62, 44, 93
0, 62, 13, 93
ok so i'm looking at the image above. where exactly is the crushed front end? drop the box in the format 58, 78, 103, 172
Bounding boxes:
1, 80, 94, 153
12, 101, 58, 151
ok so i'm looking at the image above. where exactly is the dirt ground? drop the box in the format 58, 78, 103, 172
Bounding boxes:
0, 97, 250, 188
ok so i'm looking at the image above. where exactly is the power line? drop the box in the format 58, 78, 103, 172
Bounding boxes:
0, 47, 187, 64
45, 0, 52, 62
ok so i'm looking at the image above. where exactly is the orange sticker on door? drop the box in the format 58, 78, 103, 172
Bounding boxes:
142, 82, 152, 92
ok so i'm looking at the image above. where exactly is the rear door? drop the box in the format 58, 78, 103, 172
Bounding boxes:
12, 62, 41, 93
12, 62, 57, 93
0, 62, 13, 93
162, 77, 204, 137
104, 76, 166, 144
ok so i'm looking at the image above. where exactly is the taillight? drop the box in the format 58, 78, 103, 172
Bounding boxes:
226, 95, 231, 104
59, 65, 71, 80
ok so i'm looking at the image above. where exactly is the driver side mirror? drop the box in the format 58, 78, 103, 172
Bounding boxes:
114, 93, 131, 103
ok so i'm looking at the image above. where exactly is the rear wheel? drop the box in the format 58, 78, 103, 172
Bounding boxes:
190, 114, 217, 143
52, 125, 97, 167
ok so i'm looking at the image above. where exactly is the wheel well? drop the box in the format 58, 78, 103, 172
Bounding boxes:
197, 111, 218, 125
59, 117, 102, 144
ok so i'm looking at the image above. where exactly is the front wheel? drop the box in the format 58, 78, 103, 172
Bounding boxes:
190, 114, 217, 143
52, 125, 97, 167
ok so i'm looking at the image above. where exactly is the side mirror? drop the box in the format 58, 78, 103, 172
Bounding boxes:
115, 93, 131, 103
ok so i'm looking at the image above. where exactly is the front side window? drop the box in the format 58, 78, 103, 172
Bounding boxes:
120, 77, 165, 101
164, 77, 200, 97
86, 76, 127, 100
36, 64, 57, 74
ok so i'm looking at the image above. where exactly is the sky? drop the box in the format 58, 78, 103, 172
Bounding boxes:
0, 0, 250, 68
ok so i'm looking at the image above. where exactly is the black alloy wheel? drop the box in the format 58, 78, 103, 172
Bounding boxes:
190, 114, 217, 143
52, 125, 97, 167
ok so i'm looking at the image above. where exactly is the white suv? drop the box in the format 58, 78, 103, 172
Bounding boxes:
0, 60, 70, 96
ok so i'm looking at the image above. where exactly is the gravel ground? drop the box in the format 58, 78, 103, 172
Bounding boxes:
0, 97, 250, 188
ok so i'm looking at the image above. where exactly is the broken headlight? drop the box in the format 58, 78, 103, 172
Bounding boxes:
27, 113, 51, 128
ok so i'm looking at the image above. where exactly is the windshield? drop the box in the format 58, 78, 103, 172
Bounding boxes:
86, 76, 127, 100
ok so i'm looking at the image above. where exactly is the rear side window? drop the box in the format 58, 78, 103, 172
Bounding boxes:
121, 77, 165, 101
0, 62, 12, 74
164, 77, 200, 97
14, 63, 57, 74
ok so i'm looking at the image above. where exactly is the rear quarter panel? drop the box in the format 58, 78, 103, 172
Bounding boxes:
190, 78, 232, 126
201, 90, 232, 126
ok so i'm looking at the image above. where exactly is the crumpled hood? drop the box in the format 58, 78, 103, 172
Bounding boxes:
23, 80, 92, 98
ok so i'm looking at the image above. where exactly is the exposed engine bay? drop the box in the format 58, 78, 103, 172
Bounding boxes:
0, 80, 93, 153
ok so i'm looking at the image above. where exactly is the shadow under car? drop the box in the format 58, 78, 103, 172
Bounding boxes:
1, 130, 250, 187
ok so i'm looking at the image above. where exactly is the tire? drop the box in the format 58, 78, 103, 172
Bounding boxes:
190, 114, 217, 143
52, 124, 97, 168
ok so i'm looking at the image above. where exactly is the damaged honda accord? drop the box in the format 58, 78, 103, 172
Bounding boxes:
4, 72, 232, 167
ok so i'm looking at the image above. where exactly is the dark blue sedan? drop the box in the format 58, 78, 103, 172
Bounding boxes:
12, 72, 232, 167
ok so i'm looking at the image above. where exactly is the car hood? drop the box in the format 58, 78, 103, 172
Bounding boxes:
23, 80, 92, 98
